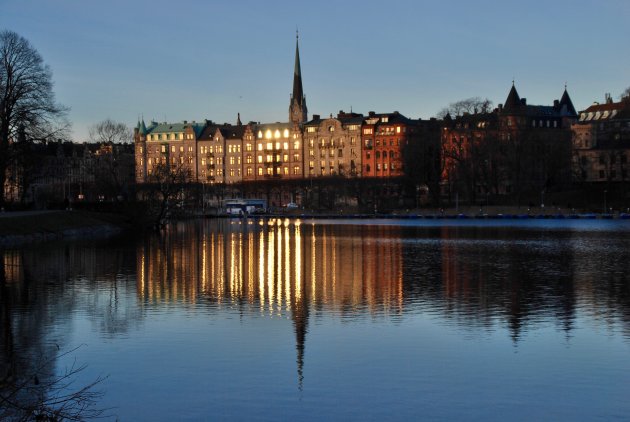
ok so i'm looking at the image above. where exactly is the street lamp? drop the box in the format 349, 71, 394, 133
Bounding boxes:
604, 189, 607, 214
541, 190, 545, 209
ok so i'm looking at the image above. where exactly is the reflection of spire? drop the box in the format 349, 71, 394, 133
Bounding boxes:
291, 267, 309, 391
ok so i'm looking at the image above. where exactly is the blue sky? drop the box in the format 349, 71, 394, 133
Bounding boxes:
1, 0, 629, 141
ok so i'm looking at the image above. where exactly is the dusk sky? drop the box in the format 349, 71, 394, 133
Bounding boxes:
2, 0, 629, 141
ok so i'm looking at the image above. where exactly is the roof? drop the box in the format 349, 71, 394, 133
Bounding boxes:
218, 126, 246, 140
503, 84, 522, 112
147, 121, 205, 137
578, 101, 630, 122
559, 89, 577, 116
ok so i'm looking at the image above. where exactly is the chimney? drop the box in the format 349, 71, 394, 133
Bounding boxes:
554, 100, 559, 107
369, 111, 375, 117
520, 98, 527, 105
313, 114, 320, 120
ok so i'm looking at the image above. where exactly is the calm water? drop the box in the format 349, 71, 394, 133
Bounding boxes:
2, 219, 630, 421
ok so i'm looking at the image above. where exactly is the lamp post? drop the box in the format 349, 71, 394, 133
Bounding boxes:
540, 190, 545, 209
604, 189, 607, 214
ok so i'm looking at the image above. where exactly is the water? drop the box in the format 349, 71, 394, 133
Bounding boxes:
2, 219, 630, 420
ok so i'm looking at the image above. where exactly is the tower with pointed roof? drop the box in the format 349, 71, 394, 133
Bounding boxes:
289, 32, 307, 126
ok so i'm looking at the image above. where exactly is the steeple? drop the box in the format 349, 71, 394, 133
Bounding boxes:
503, 83, 522, 112
559, 86, 577, 117
289, 30, 307, 125
237, 112, 242, 126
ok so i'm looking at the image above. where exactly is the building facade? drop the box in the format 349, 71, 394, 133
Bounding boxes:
441, 84, 577, 202
572, 95, 630, 184
303, 111, 363, 178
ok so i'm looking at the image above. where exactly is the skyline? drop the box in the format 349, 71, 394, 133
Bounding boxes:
1, 0, 629, 142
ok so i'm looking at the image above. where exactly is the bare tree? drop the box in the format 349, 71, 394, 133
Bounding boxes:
88, 119, 130, 145
0, 30, 68, 206
89, 120, 133, 200
0, 346, 108, 421
140, 162, 193, 228
436, 97, 493, 119
620, 87, 630, 103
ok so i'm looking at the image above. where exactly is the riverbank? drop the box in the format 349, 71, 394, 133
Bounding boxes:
0, 210, 134, 246
206, 205, 630, 220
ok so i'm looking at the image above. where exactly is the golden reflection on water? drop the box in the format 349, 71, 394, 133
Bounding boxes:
135, 220, 404, 316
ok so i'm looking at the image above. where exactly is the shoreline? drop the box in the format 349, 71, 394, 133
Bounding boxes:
0, 210, 133, 247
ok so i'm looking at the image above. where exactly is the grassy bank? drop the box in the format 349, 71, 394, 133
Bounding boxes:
0, 210, 134, 242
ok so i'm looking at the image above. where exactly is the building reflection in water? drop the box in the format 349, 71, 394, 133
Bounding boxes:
136, 219, 404, 387
135, 221, 630, 386
136, 220, 404, 315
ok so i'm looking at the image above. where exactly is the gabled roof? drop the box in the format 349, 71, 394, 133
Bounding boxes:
218, 126, 246, 140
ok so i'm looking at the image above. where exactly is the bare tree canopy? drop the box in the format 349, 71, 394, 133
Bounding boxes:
436, 97, 494, 118
89, 119, 130, 144
0, 30, 68, 204
620, 86, 630, 102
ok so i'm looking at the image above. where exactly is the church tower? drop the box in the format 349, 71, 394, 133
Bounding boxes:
289, 32, 307, 125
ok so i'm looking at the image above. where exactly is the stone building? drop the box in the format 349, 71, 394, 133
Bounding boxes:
572, 95, 630, 184
303, 111, 363, 178
134, 120, 205, 183
441, 84, 577, 202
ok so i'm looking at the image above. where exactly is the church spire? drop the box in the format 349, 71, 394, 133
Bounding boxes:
289, 30, 307, 125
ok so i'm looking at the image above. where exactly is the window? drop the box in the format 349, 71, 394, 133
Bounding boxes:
294, 141, 300, 149
247, 167, 253, 176
307, 127, 316, 133
247, 155, 253, 164
258, 167, 263, 176
599, 170, 605, 179
246, 143, 253, 151
293, 166, 300, 175
161, 145, 166, 153
171, 146, 176, 153
293, 153, 300, 162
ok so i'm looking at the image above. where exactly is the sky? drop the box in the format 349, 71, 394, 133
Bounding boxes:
1, 0, 629, 142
